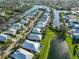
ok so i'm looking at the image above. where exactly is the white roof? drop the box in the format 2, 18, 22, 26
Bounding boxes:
5, 28, 17, 35
22, 40, 40, 52
9, 28, 17, 32
11, 48, 34, 59
46, 9, 51, 13
11, 22, 22, 30
73, 33, 79, 39
20, 19, 26, 25
39, 20, 48, 25
13, 22, 22, 27
24, 16, 30, 21
0, 34, 10, 42
28, 33, 42, 41
32, 27, 41, 34
72, 29, 79, 33
69, 19, 77, 22
24, 18, 30, 24
27, 15, 34, 19
44, 12, 49, 16
38, 21, 47, 25
74, 24, 79, 28
36, 22, 46, 28
73, 33, 79, 35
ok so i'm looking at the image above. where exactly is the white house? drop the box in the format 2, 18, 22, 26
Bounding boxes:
73, 23, 79, 29
11, 48, 34, 59
32, 27, 42, 34
12, 22, 22, 30
22, 40, 41, 53
5, 22, 23, 35
36, 22, 46, 29
46, 8, 51, 13
39, 20, 48, 25
24, 17, 30, 24
68, 19, 76, 27
0, 34, 11, 42
44, 12, 50, 16
72, 33, 79, 42
27, 14, 34, 19
38, 21, 47, 25
20, 19, 26, 25
71, 29, 79, 33
28, 33, 42, 41
5, 28, 17, 35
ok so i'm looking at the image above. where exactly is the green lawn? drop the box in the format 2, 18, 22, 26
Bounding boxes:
66, 34, 78, 59
39, 27, 56, 59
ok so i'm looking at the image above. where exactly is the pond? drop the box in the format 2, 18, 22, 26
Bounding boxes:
47, 38, 71, 59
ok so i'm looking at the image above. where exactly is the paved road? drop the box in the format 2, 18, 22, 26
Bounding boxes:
47, 38, 71, 59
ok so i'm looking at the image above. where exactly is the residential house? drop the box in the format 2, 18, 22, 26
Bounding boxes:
4, 28, 17, 35
32, 27, 42, 34
11, 48, 34, 59
0, 34, 11, 42
68, 19, 78, 27
73, 23, 79, 29
24, 17, 30, 24
36, 22, 46, 29
22, 40, 41, 53
72, 29, 79, 33
12, 22, 22, 30
28, 33, 42, 41
72, 33, 79, 42
20, 19, 26, 25
4, 22, 22, 35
